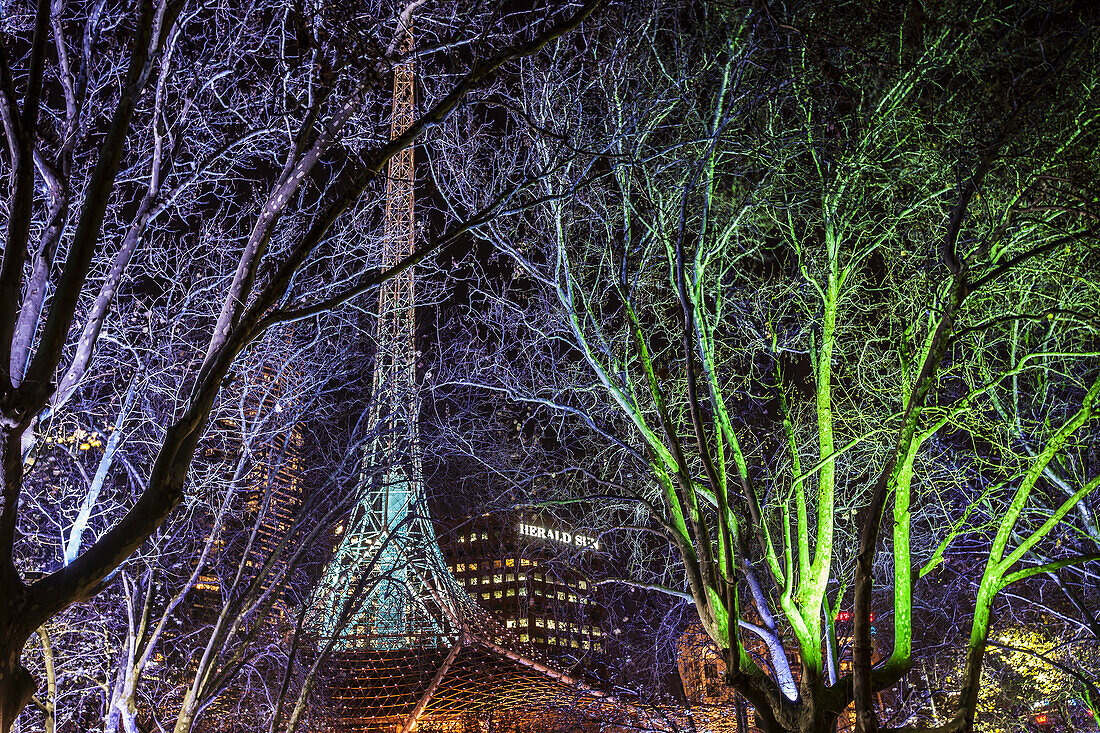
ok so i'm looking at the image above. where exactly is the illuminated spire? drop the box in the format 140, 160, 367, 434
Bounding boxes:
311, 25, 452, 650
305, 25, 645, 733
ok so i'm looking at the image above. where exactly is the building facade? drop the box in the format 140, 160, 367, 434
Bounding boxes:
441, 512, 606, 660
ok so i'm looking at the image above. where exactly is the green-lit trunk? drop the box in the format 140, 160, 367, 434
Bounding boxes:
953, 582, 998, 733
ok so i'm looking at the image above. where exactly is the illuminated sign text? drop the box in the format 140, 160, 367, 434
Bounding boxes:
518, 523, 600, 551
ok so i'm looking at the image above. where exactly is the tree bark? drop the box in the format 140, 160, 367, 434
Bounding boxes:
0, 624, 35, 733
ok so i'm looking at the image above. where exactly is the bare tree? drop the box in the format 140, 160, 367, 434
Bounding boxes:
99, 331, 368, 733
428, 2, 1100, 732
0, 0, 606, 726
11, 316, 409, 731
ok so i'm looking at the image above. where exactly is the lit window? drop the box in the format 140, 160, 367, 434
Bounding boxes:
571, 640, 579, 648
494, 574, 502, 584
520, 558, 531, 567
506, 574, 515, 582
518, 572, 527, 581
518, 619, 528, 627
470, 533, 477, 541
548, 637, 557, 645
469, 562, 477, 570
481, 532, 488, 540
578, 580, 587, 590
520, 633, 529, 642
457, 563, 465, 572
569, 594, 577, 602
506, 559, 515, 567
494, 591, 503, 599
558, 592, 566, 601
506, 620, 516, 628
506, 589, 515, 597
482, 592, 490, 600
519, 587, 527, 596
535, 618, 545, 628
493, 560, 502, 569
547, 619, 556, 630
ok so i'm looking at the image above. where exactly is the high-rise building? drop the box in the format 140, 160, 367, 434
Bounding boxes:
441, 512, 605, 659
188, 341, 307, 615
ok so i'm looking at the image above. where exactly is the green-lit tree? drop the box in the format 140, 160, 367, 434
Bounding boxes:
430, 2, 1100, 732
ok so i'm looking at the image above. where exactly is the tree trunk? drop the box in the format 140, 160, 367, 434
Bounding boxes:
765, 707, 839, 733
0, 653, 35, 733
741, 684, 840, 733
35, 627, 55, 733
1, 565, 37, 733
106, 666, 141, 733
735, 692, 750, 732
172, 690, 200, 733
120, 702, 142, 733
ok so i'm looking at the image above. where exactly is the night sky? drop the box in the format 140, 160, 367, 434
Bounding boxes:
0, 2, 1098, 733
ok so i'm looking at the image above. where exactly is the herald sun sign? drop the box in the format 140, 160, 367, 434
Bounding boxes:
518, 522, 600, 551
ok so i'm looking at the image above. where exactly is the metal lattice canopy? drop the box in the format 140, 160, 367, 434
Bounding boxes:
320, 588, 658, 733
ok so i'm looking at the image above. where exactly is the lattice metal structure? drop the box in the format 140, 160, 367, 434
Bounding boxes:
309, 27, 445, 649
319, 601, 664, 733
306, 25, 673, 733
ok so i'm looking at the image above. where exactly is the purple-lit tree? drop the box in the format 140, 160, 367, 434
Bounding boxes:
90, 331, 371, 733
429, 2, 1100, 732
16, 322, 442, 732
0, 0, 606, 727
